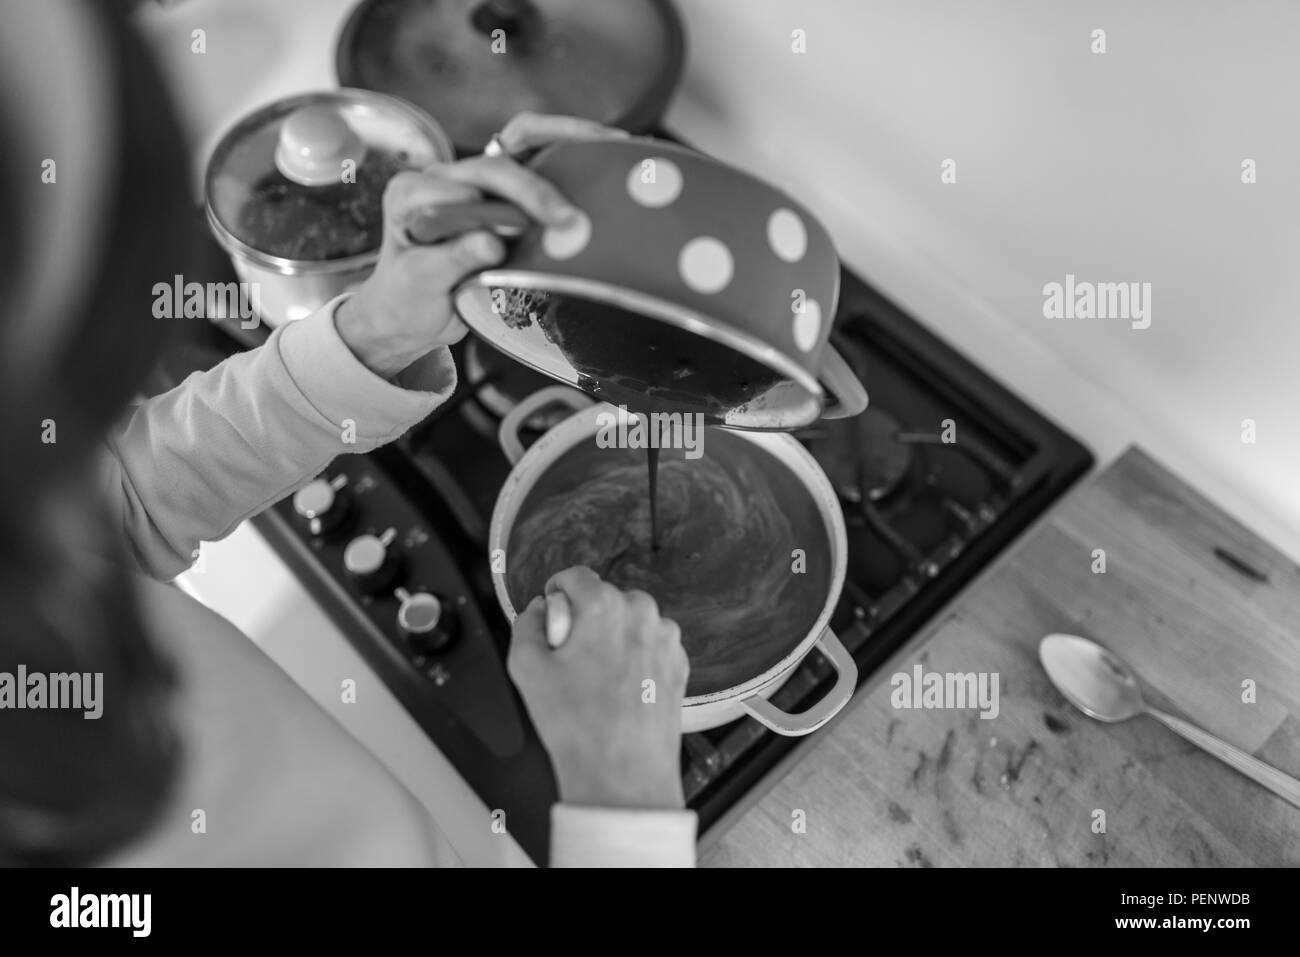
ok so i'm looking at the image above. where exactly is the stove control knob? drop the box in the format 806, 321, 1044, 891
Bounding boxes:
343, 528, 400, 593
395, 588, 458, 653
293, 475, 350, 536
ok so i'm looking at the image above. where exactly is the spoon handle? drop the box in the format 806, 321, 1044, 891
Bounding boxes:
1147, 706, 1300, 808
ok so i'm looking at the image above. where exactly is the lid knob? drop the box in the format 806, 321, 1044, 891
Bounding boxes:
275, 104, 367, 186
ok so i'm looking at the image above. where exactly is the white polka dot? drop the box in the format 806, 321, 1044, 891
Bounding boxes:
678, 237, 734, 294
627, 158, 683, 207
541, 211, 592, 260
767, 208, 808, 262
793, 298, 821, 352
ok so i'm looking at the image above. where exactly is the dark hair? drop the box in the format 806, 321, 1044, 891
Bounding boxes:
0, 0, 196, 865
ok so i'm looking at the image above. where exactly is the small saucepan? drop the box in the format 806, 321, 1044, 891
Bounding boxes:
489, 386, 858, 735
204, 89, 456, 327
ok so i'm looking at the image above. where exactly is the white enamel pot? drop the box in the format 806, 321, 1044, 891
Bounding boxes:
489, 386, 858, 736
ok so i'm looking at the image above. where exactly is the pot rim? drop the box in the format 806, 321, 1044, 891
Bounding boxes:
457, 270, 830, 430
488, 399, 848, 707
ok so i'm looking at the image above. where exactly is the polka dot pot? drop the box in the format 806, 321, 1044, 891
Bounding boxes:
453, 137, 867, 430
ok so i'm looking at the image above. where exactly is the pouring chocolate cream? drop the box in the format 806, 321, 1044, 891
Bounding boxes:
437, 139, 867, 734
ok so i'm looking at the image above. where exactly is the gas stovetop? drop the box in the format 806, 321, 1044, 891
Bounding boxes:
159, 235, 1091, 865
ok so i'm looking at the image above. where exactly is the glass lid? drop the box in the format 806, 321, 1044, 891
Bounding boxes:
204, 89, 454, 267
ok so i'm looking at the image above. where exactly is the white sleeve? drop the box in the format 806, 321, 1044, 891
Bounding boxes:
550, 805, 697, 868
102, 294, 455, 579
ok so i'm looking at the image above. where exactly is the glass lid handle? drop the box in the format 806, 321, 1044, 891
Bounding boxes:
275, 104, 368, 187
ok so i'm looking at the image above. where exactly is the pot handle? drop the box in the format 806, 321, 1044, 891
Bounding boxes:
741, 629, 858, 736
817, 345, 869, 419
498, 385, 595, 465
405, 200, 532, 245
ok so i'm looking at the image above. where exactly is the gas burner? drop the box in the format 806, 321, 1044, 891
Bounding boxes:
461, 337, 584, 438
802, 408, 914, 504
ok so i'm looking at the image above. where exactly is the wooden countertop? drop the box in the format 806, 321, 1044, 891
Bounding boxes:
702, 447, 1300, 866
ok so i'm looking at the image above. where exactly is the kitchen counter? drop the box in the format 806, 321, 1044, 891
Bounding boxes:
702, 447, 1300, 866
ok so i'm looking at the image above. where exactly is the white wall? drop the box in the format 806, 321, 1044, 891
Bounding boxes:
667, 0, 1300, 560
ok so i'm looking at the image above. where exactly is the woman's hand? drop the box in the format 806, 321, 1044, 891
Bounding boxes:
508, 566, 689, 811
335, 113, 627, 379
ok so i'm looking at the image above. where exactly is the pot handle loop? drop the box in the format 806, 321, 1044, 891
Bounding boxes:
740, 629, 858, 736
497, 385, 595, 465
817, 345, 869, 420
405, 200, 532, 245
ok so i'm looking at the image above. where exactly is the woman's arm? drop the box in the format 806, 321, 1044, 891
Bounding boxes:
102, 297, 457, 580
99, 117, 580, 580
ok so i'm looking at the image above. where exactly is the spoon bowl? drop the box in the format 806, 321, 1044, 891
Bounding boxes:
1039, 632, 1145, 722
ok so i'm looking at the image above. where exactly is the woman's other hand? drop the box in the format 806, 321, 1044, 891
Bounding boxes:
508, 566, 688, 811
